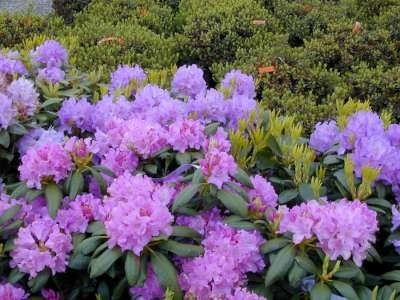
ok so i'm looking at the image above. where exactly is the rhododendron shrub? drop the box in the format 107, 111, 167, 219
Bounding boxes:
0, 40, 400, 299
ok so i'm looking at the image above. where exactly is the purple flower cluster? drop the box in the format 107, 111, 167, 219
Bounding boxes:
309, 120, 339, 153
172, 64, 207, 98
11, 218, 73, 277
248, 175, 278, 214
0, 282, 28, 300
109, 64, 147, 93
279, 199, 378, 266
222, 70, 256, 98
19, 142, 72, 189
179, 211, 265, 299
102, 172, 174, 255
130, 266, 164, 299
30, 40, 68, 68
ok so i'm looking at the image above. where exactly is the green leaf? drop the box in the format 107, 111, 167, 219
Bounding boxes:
295, 254, 319, 275
44, 183, 63, 218
26, 189, 43, 202
88, 167, 107, 194
137, 253, 149, 286
332, 280, 360, 300
8, 123, 27, 135
87, 221, 107, 236
278, 189, 298, 204
261, 238, 291, 254
160, 240, 204, 257
299, 183, 315, 200
217, 189, 248, 217
0, 131, 10, 148
232, 168, 253, 188
382, 271, 400, 281
151, 251, 183, 300
366, 198, 392, 209
0, 204, 21, 225
334, 266, 361, 280
323, 155, 341, 165
90, 248, 122, 278
176, 153, 191, 165
0, 219, 23, 235
311, 283, 331, 300
10, 183, 29, 199
77, 236, 107, 255
97, 281, 110, 300
93, 165, 117, 178
204, 122, 219, 135
111, 278, 128, 300
69, 171, 84, 200
41, 98, 62, 108
8, 269, 24, 284
69, 253, 91, 270
125, 252, 141, 285
288, 262, 307, 287
171, 226, 202, 239
265, 245, 296, 286
28, 269, 51, 293
224, 215, 256, 230
172, 184, 199, 212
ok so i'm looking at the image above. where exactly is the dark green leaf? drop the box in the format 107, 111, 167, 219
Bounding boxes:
28, 269, 51, 293
366, 198, 392, 209
278, 189, 298, 204
45, 183, 63, 218
151, 251, 182, 300
382, 271, 400, 282
8, 269, 24, 284
204, 122, 219, 135
8, 123, 27, 135
332, 280, 359, 300
172, 184, 199, 212
90, 248, 122, 278
171, 226, 202, 239
137, 253, 149, 286
232, 168, 253, 188
261, 238, 291, 254
224, 215, 256, 230
77, 236, 107, 255
0, 219, 23, 235
97, 281, 110, 300
87, 221, 106, 236
217, 189, 248, 217
334, 266, 361, 279
69, 253, 90, 270
111, 278, 128, 300
160, 240, 204, 257
267, 136, 282, 156
311, 283, 331, 300
295, 254, 319, 275
125, 252, 140, 285
93, 165, 117, 178
26, 189, 43, 202
323, 155, 341, 165
265, 245, 296, 286
69, 171, 84, 200
176, 153, 191, 165
299, 183, 315, 200
288, 262, 307, 287
41, 98, 62, 108
0, 131, 10, 148
10, 183, 29, 199
0, 204, 21, 225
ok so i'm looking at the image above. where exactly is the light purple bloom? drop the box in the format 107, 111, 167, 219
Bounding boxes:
17, 128, 64, 156
222, 70, 256, 98
30, 40, 68, 67
58, 97, 93, 132
19, 142, 73, 189
202, 127, 231, 153
248, 175, 278, 213
172, 65, 206, 98
0, 282, 28, 300
109, 64, 146, 93
199, 149, 237, 188
7, 78, 39, 118
226, 95, 257, 128
187, 89, 227, 124
102, 172, 173, 255
168, 119, 205, 153
0, 53, 27, 75
0, 93, 16, 129
11, 218, 73, 278
309, 120, 339, 153
101, 147, 138, 177
41, 289, 61, 300
228, 288, 267, 300
38, 67, 65, 84
387, 124, 400, 147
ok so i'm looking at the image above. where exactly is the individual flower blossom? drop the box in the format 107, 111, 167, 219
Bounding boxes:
168, 119, 205, 152
17, 128, 64, 156
202, 127, 231, 153
279, 199, 378, 266
121, 119, 168, 159
10, 218, 73, 278
102, 172, 173, 255
7, 78, 39, 118
199, 149, 237, 188
338, 111, 384, 154
30, 40, 68, 67
172, 65, 206, 98
130, 266, 164, 299
91, 95, 134, 131
228, 288, 267, 300
309, 120, 339, 153
41, 289, 61, 300
109, 64, 146, 94
387, 124, 400, 147
92, 117, 127, 155
179, 221, 264, 299
64, 137, 94, 168
38, 66, 65, 84
101, 147, 138, 177
0, 52, 27, 76
187, 89, 227, 124
226, 95, 257, 128
221, 70, 256, 98
58, 97, 93, 132
19, 142, 73, 189
248, 175, 278, 214
56, 194, 102, 234
0, 93, 16, 129
0, 282, 28, 299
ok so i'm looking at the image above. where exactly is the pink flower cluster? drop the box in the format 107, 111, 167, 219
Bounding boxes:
102, 172, 174, 255
279, 199, 378, 266
0, 282, 28, 300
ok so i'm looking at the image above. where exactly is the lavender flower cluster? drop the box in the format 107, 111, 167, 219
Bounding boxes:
0, 40, 397, 299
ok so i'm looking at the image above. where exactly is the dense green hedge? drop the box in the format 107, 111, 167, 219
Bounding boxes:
1, 0, 399, 130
